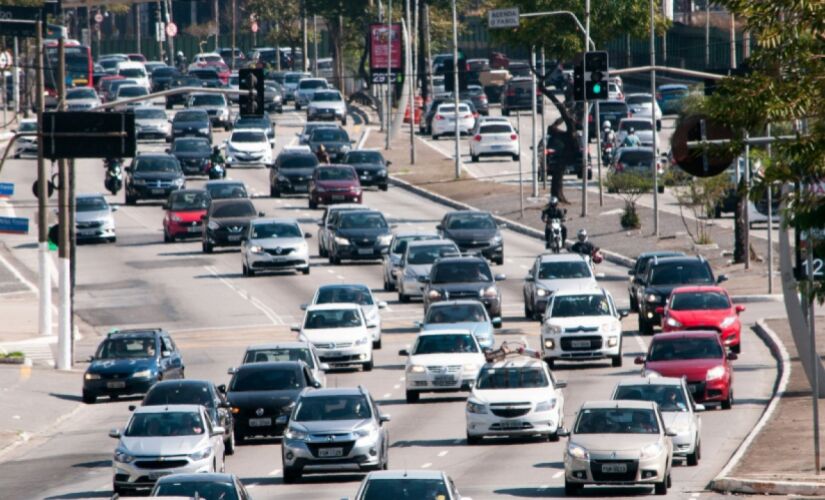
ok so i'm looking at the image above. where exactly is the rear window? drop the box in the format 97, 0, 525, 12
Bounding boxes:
661, 87, 689, 97
280, 154, 318, 169
175, 111, 207, 122
299, 80, 327, 90
118, 86, 147, 97
618, 150, 654, 164
480, 124, 513, 134
119, 68, 146, 78
620, 121, 652, 131
600, 102, 629, 114
211, 201, 256, 218
650, 262, 713, 285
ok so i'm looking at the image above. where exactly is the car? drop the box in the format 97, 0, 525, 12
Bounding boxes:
166, 75, 203, 108
241, 218, 311, 276
98, 55, 127, 74
659, 286, 745, 353
204, 179, 249, 200
114, 84, 150, 110
540, 288, 627, 369
317, 203, 369, 257
191, 52, 224, 67
342, 150, 390, 191
350, 470, 469, 500
608, 147, 665, 194
419, 97, 448, 134
294, 77, 329, 109
97, 73, 124, 95
12, 118, 38, 158
469, 120, 519, 162
400, 329, 485, 403
627, 251, 684, 312
522, 253, 598, 321
437, 210, 504, 265
117, 61, 150, 89
298, 121, 338, 145
188, 67, 223, 88
396, 239, 461, 302
233, 113, 275, 146
83, 328, 184, 404
466, 342, 566, 443
75, 193, 117, 243
611, 377, 704, 466
140, 379, 235, 455
656, 84, 690, 114
325, 209, 391, 264
460, 84, 490, 115
224, 129, 273, 167
168, 137, 212, 176
538, 125, 587, 178
635, 330, 737, 409
65, 87, 101, 110
124, 153, 185, 205
607, 81, 624, 101
201, 198, 259, 253
264, 82, 285, 112
281, 387, 390, 482
187, 93, 233, 130
636, 256, 726, 335
162, 189, 209, 243
304, 283, 387, 348
105, 78, 139, 103
292, 303, 373, 370
431, 102, 475, 139
381, 232, 439, 291
150, 65, 179, 92
282, 71, 312, 102
127, 53, 147, 63
500, 77, 542, 116
218, 47, 246, 65
309, 165, 362, 209
470, 115, 510, 135
615, 118, 657, 149
560, 400, 674, 496
625, 93, 662, 130
226, 361, 321, 443
422, 256, 505, 321
579, 99, 631, 139
235, 341, 328, 388
134, 106, 171, 141
418, 299, 498, 349
171, 109, 212, 142
269, 148, 319, 197
149, 473, 251, 498
307, 126, 353, 162
307, 89, 348, 124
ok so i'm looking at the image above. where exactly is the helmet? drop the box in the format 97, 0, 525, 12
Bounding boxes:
602, 120, 612, 130
549, 196, 558, 207
628, 127, 636, 134
177, 51, 184, 58
577, 229, 588, 242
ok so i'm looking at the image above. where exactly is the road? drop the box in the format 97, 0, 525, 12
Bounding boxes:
0, 105, 781, 499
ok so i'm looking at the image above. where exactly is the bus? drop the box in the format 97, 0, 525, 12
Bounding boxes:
43, 39, 94, 96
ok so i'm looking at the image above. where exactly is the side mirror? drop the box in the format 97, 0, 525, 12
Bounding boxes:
312, 380, 322, 389
627, 269, 635, 276
227, 367, 236, 375
128, 404, 136, 411
435, 224, 443, 231
377, 301, 388, 309
217, 384, 227, 393
111, 206, 119, 212
618, 308, 630, 318
379, 414, 391, 423
258, 211, 266, 217
665, 428, 678, 437
655, 306, 664, 315
525, 274, 534, 282
290, 324, 301, 332
735, 304, 746, 313
555, 380, 567, 389
417, 276, 429, 283
304, 232, 313, 238
212, 426, 226, 436
717, 274, 728, 284
164, 148, 170, 153
386, 160, 392, 166
557, 428, 570, 437
694, 404, 706, 412
413, 321, 422, 328
87, 355, 95, 362
162, 202, 169, 210
200, 214, 207, 221
161, 350, 171, 358
494, 274, 506, 281
108, 428, 121, 439
124, 166, 133, 173
634, 356, 645, 365
398, 348, 410, 356
727, 352, 738, 360
491, 317, 502, 328
300, 303, 308, 311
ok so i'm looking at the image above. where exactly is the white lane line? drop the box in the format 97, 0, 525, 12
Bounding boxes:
393, 384, 400, 389
399, 376, 405, 381
383, 392, 391, 398
327, 269, 335, 274
421, 462, 432, 469
519, 264, 528, 270
506, 258, 514, 264
337, 275, 345, 280
437, 450, 448, 457
268, 468, 282, 476
540, 484, 550, 489
204, 265, 284, 325
357, 127, 371, 150
552, 471, 564, 479
632, 331, 647, 353
247, 485, 257, 489
0, 251, 37, 293
690, 493, 699, 498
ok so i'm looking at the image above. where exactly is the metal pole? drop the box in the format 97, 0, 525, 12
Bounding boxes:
386, 0, 393, 151
451, 0, 460, 179
57, 37, 71, 370
425, 4, 433, 102
35, 22, 52, 340
13, 37, 19, 114
230, 0, 236, 70
302, 11, 308, 73
165, 0, 175, 66
313, 15, 318, 75
809, 244, 821, 474
530, 46, 537, 197
517, 112, 523, 217
595, 99, 603, 205
135, 5, 141, 55
766, 123, 773, 294
69, 158, 76, 368
540, 46, 546, 191
743, 130, 750, 269
729, 11, 736, 69
580, 0, 590, 217
405, 1, 415, 164
651, 0, 659, 237
705, 1, 710, 67
214, 0, 219, 52
413, 0, 419, 97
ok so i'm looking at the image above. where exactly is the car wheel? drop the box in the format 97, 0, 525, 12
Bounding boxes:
282, 465, 301, 484
380, 184, 388, 192
125, 193, 135, 205
302, 266, 310, 275
342, 117, 347, 126
203, 241, 213, 254
247, 266, 256, 277
544, 358, 555, 370
406, 390, 419, 403
295, 103, 301, 111
399, 293, 409, 303
113, 485, 130, 496
524, 301, 532, 319
163, 230, 172, 243
494, 255, 504, 266
502, 108, 510, 116
331, 253, 341, 265
373, 338, 382, 349
270, 185, 280, 198
165, 101, 172, 110
687, 439, 699, 466
242, 263, 248, 277
362, 359, 374, 372
466, 433, 482, 445
432, 134, 439, 140
309, 199, 318, 209
319, 245, 328, 258
731, 343, 741, 354
513, 154, 520, 161
611, 354, 623, 368
471, 154, 479, 163
638, 315, 653, 335
564, 479, 581, 496
629, 295, 638, 312
722, 389, 733, 410
82, 391, 96, 404
654, 477, 668, 495
234, 428, 245, 446
547, 431, 560, 442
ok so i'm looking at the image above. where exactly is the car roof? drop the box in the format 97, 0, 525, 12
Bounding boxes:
246, 341, 313, 350
406, 239, 455, 248
446, 210, 492, 217
432, 256, 486, 265
134, 404, 203, 414
205, 180, 245, 186
305, 303, 362, 311
427, 299, 486, 308
485, 355, 545, 369
107, 328, 163, 338
76, 193, 106, 199
418, 328, 475, 337
365, 470, 446, 480
615, 376, 683, 388
150, 379, 212, 389
538, 253, 588, 263
317, 283, 370, 291
326, 203, 365, 211
155, 473, 236, 484
551, 288, 605, 298
581, 400, 658, 410
637, 251, 683, 259
394, 231, 438, 238
658, 84, 689, 90
135, 153, 176, 160
209, 198, 253, 209
651, 255, 707, 266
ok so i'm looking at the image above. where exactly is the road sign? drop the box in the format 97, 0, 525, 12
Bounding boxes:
0, 6, 43, 38
94, 12, 103, 23
371, 72, 403, 85
165, 21, 177, 37
671, 114, 735, 177
0, 216, 28, 235
0, 182, 14, 198
0, 51, 11, 70
42, 111, 136, 159
488, 8, 520, 29
251, 21, 258, 33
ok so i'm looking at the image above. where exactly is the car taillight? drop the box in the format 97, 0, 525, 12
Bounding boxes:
435, 114, 443, 120
536, 87, 543, 95
472, 112, 478, 118
588, 114, 593, 123
480, 96, 488, 103
545, 148, 555, 156
656, 93, 662, 101
473, 135, 482, 142
510, 134, 518, 140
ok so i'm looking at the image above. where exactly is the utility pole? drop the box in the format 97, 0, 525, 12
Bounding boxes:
13, 37, 19, 114
729, 11, 736, 69
705, 1, 710, 67
165, 0, 175, 66
387, 0, 393, 151
517, 112, 523, 217
230, 0, 236, 70
405, 0, 415, 164
451, 0, 460, 179
302, 9, 308, 73
743, 130, 750, 269
580, 0, 590, 217
213, 0, 219, 52
425, 4, 433, 102
766, 123, 773, 294
809, 243, 820, 474
313, 15, 318, 75
540, 46, 546, 190
530, 46, 537, 197
136, 5, 141, 55
35, 21, 52, 340
650, 0, 659, 237
156, 0, 164, 63
57, 37, 71, 370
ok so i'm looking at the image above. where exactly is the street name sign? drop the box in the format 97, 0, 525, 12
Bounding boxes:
0, 182, 14, 197
488, 8, 520, 29
0, 216, 28, 235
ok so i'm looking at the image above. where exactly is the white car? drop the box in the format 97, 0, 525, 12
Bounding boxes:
307, 89, 348, 125
294, 77, 329, 109
303, 283, 387, 349
109, 404, 226, 496
190, 52, 224, 67
469, 121, 520, 162
75, 193, 117, 243
241, 218, 310, 276
431, 102, 475, 140
466, 343, 566, 443
116, 61, 150, 89
607, 81, 624, 101
13, 118, 38, 158
224, 129, 273, 167
470, 116, 510, 135
292, 303, 374, 371
396, 239, 460, 301
540, 288, 627, 369
615, 118, 656, 150
114, 84, 150, 110
66, 87, 102, 110
400, 329, 485, 403
626, 92, 663, 129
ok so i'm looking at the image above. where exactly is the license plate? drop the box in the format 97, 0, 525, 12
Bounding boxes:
318, 447, 344, 458
151, 188, 165, 194
149, 471, 171, 480
187, 226, 200, 233
327, 351, 342, 357
571, 340, 591, 348
106, 381, 126, 389
331, 195, 345, 201
499, 420, 523, 429
601, 463, 628, 473
227, 235, 242, 242
248, 417, 272, 427
294, 185, 308, 192
491, 145, 504, 150
360, 175, 371, 180
358, 248, 374, 255
433, 375, 457, 385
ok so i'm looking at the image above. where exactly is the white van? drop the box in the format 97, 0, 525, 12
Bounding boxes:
116, 61, 149, 89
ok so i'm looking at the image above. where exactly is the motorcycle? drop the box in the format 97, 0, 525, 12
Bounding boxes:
602, 142, 614, 166
104, 159, 123, 195
208, 161, 226, 179
547, 218, 563, 253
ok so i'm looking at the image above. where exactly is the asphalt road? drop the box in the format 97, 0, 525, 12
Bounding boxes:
0, 105, 781, 499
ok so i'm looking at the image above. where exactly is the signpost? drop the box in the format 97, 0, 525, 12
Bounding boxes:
94, 12, 103, 24
487, 8, 520, 28
0, 216, 29, 235
0, 51, 11, 70
0, 6, 43, 38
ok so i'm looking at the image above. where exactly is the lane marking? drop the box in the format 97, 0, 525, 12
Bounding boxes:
453, 439, 462, 444
393, 384, 400, 389
204, 265, 284, 325
437, 450, 448, 457
268, 468, 281, 476
552, 471, 564, 479
383, 392, 391, 398
421, 462, 432, 468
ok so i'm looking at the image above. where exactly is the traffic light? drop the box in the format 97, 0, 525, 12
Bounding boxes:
584, 51, 608, 100
239, 68, 265, 117
442, 53, 468, 93
573, 61, 584, 101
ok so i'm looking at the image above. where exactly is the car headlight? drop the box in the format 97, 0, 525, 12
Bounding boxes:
334, 236, 350, 245
407, 365, 426, 373
113, 448, 135, 464
354, 425, 377, 438
567, 443, 589, 460
378, 234, 393, 245
427, 289, 442, 300
207, 221, 220, 230
720, 315, 737, 329
491, 234, 502, 243
466, 400, 487, 414
377, 169, 387, 177
645, 293, 660, 303
706, 365, 727, 381
480, 285, 498, 299
463, 363, 479, 373
284, 427, 307, 440
249, 245, 264, 254
189, 446, 213, 461
198, 127, 209, 134
536, 287, 550, 297
535, 398, 557, 412
315, 186, 327, 193
641, 442, 663, 459
543, 338, 555, 349
173, 178, 184, 186
355, 336, 369, 346
607, 336, 619, 347
349, 185, 361, 193
84, 372, 100, 380
545, 324, 562, 335
665, 316, 683, 328
170, 214, 182, 222
643, 369, 661, 378
600, 321, 619, 332
132, 369, 153, 378
341, 144, 351, 152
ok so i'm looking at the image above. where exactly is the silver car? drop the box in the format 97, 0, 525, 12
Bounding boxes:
134, 106, 171, 141
75, 193, 117, 243
417, 300, 498, 350
611, 377, 704, 466
349, 470, 473, 500
66, 87, 102, 110
109, 404, 226, 496
381, 232, 439, 291
241, 218, 310, 276
13, 118, 38, 158
560, 400, 675, 496
283, 71, 311, 102
307, 89, 348, 125
281, 387, 390, 483
234, 341, 329, 387
522, 253, 598, 321
294, 77, 330, 110
396, 239, 460, 302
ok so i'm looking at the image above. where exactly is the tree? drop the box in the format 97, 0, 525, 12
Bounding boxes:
245, 0, 304, 56
605, 172, 653, 230
672, 174, 729, 245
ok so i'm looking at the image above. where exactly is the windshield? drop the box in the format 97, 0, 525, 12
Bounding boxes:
280, 155, 318, 169
650, 263, 713, 285
95, 337, 156, 359
648, 337, 724, 361
574, 408, 660, 434
299, 80, 327, 90
169, 191, 209, 211
175, 111, 207, 122
446, 213, 496, 230
670, 291, 730, 310
76, 196, 108, 212
251, 222, 301, 239
319, 167, 356, 181
426, 303, 486, 323
119, 68, 146, 78
476, 366, 548, 389
618, 151, 654, 165
144, 384, 212, 406
294, 395, 371, 421
207, 184, 248, 199
550, 295, 611, 317
231, 131, 266, 143
134, 157, 179, 173
244, 348, 314, 367
316, 286, 373, 305
362, 479, 448, 500
432, 261, 492, 284
285, 73, 303, 83
235, 118, 268, 130
118, 86, 147, 97
599, 102, 628, 114
407, 244, 458, 265
390, 235, 431, 254
153, 482, 238, 500
172, 140, 210, 154
134, 108, 167, 120
538, 261, 591, 280
211, 201, 256, 218
312, 91, 341, 101
413, 334, 478, 354
19, 122, 37, 132
191, 94, 226, 106
621, 121, 652, 131
152, 67, 175, 77
231, 367, 303, 391
311, 129, 349, 142
339, 212, 386, 229
67, 89, 97, 100
614, 385, 689, 413
125, 411, 204, 437
304, 309, 362, 329
345, 151, 383, 164
626, 95, 653, 105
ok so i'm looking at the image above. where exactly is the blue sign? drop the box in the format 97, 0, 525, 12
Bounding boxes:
0, 183, 14, 197
0, 216, 28, 235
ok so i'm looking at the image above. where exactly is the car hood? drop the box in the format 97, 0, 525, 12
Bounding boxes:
422, 322, 492, 338
570, 433, 661, 453
168, 209, 206, 222
132, 171, 181, 181
408, 352, 485, 366
173, 151, 210, 161
309, 101, 346, 110
544, 316, 616, 330
174, 121, 208, 129
229, 141, 268, 153
76, 209, 112, 223
667, 309, 732, 326
429, 282, 491, 294
443, 228, 498, 242
310, 140, 349, 150
211, 216, 254, 226
535, 278, 597, 293
471, 387, 553, 405
226, 390, 302, 409
645, 358, 725, 378
293, 418, 371, 434
88, 357, 155, 375
249, 236, 306, 249
350, 163, 386, 173
67, 98, 99, 106
280, 167, 315, 178
136, 119, 168, 128
335, 228, 389, 239
316, 179, 358, 190
120, 435, 207, 457
301, 327, 368, 344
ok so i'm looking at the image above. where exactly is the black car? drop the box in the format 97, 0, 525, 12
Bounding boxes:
459, 85, 490, 115
298, 122, 338, 145
124, 153, 185, 205
171, 109, 212, 142
82, 329, 184, 404
421, 256, 505, 321
169, 137, 212, 176
501, 77, 542, 116
307, 126, 353, 162
627, 251, 684, 312
636, 256, 727, 335
140, 379, 236, 455
166, 75, 203, 108
201, 198, 259, 253
188, 68, 223, 88
226, 361, 321, 443
343, 150, 390, 191
437, 210, 504, 265
269, 149, 319, 197
327, 210, 392, 264
539, 127, 587, 178
151, 66, 179, 92
204, 180, 249, 200
234, 113, 275, 146
150, 473, 251, 499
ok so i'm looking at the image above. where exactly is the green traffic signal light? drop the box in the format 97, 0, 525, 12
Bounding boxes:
592, 83, 601, 94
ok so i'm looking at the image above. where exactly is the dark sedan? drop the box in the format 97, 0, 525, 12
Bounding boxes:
151, 66, 179, 92
437, 210, 504, 265
169, 137, 212, 176
226, 361, 321, 443
166, 75, 203, 109
269, 149, 319, 197
307, 127, 353, 162
327, 210, 392, 264
421, 256, 505, 321
342, 150, 390, 191
124, 154, 185, 205
460, 85, 489, 115
188, 68, 223, 88
201, 198, 260, 253
171, 109, 212, 143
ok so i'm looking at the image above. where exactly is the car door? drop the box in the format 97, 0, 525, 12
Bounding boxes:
203, 408, 225, 467
161, 335, 184, 378
325, 213, 340, 255
525, 258, 540, 307
369, 394, 388, 454
309, 346, 327, 386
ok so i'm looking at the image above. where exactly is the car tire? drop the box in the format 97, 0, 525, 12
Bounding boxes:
362, 359, 374, 372
302, 266, 310, 275
687, 439, 700, 466
638, 315, 653, 335
295, 103, 301, 111
380, 184, 388, 192
471, 154, 479, 163
405, 390, 420, 403
319, 245, 328, 258
658, 185, 665, 194
113, 485, 130, 496
502, 108, 510, 117
163, 230, 172, 243
722, 389, 733, 410
432, 134, 439, 140
466, 433, 482, 445
165, 101, 172, 110
203, 241, 213, 254
282, 465, 301, 484
309, 199, 318, 209
547, 431, 560, 442
731, 343, 741, 354
125, 193, 135, 206
342, 117, 348, 126
629, 295, 638, 312
234, 428, 245, 446
82, 391, 96, 404
399, 292, 409, 303
373, 338, 382, 349
564, 479, 581, 496
655, 477, 668, 495
331, 253, 341, 265
494, 255, 504, 266
611, 354, 623, 368
524, 301, 532, 319
513, 154, 520, 161
270, 185, 280, 198
544, 357, 555, 370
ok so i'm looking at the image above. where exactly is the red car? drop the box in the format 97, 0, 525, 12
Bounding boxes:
308, 165, 362, 209
657, 285, 745, 353
202, 62, 231, 85
635, 331, 736, 409
163, 189, 210, 242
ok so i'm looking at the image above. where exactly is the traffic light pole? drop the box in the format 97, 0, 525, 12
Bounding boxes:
451, 0, 460, 179
581, 0, 590, 218
56, 37, 72, 370
530, 47, 538, 198
35, 21, 52, 339
650, 0, 659, 238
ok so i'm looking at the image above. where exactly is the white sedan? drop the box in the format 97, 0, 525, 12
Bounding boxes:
431, 103, 475, 140
291, 304, 374, 371
241, 218, 310, 276
224, 129, 273, 167
400, 330, 485, 403
303, 283, 387, 349
469, 121, 520, 162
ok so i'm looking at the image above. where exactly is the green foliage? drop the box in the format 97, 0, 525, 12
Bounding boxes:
620, 202, 640, 229
606, 172, 652, 230
673, 173, 729, 246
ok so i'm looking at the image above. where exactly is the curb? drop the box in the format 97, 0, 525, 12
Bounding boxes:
709, 319, 792, 495
731, 294, 784, 304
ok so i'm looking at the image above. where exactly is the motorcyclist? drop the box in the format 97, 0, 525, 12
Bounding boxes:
316, 144, 331, 164
175, 51, 187, 71
622, 127, 642, 148
602, 120, 615, 146
541, 196, 567, 244
570, 229, 602, 262
210, 146, 225, 169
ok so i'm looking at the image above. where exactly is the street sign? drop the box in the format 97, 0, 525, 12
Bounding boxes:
671, 114, 735, 177
165, 21, 177, 38
0, 182, 14, 197
371, 72, 403, 85
795, 182, 825, 282
0, 5, 43, 38
42, 111, 136, 159
0, 216, 28, 235
488, 8, 520, 29
94, 12, 103, 24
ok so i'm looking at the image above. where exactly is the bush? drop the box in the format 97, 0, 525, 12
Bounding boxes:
621, 202, 641, 229
606, 172, 652, 230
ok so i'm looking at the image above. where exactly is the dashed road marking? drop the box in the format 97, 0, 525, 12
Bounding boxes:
552, 471, 564, 479
393, 384, 400, 389
437, 450, 448, 457
268, 468, 281, 476
204, 265, 284, 325
383, 392, 391, 398
421, 462, 432, 468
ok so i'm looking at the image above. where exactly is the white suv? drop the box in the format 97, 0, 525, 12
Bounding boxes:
401, 329, 485, 403
292, 303, 374, 371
